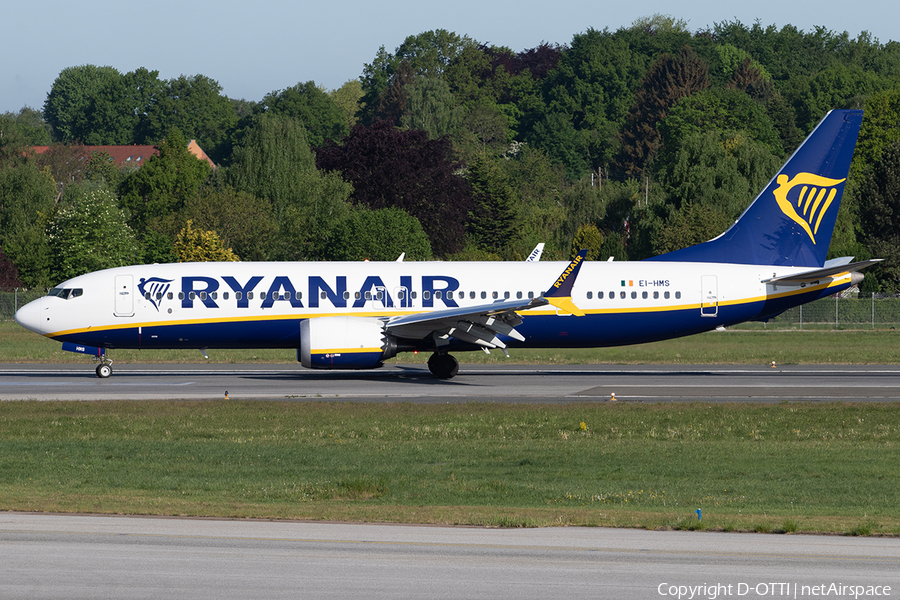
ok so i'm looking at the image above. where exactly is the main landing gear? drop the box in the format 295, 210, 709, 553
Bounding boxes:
427, 352, 459, 379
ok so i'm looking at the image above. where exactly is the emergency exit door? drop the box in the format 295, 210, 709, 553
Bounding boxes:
700, 275, 718, 317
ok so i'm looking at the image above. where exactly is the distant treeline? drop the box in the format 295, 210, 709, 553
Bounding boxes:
2, 15, 900, 291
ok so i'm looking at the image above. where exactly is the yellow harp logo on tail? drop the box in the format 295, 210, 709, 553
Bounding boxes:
773, 172, 846, 245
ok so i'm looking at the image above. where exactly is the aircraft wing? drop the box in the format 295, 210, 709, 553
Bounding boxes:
761, 259, 882, 284
386, 250, 587, 350
386, 297, 547, 349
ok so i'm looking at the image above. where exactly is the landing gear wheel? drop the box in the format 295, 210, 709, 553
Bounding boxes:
96, 363, 112, 378
427, 353, 459, 379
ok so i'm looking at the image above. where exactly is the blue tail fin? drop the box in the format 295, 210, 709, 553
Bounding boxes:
649, 109, 863, 267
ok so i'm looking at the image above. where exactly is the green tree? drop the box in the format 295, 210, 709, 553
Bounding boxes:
853, 90, 900, 179
400, 77, 462, 140
658, 88, 783, 161
174, 220, 239, 262
330, 79, 364, 130
258, 81, 349, 148
570, 223, 604, 260
466, 154, 518, 252
653, 201, 733, 254
786, 64, 880, 132
328, 207, 432, 261
315, 120, 472, 256
227, 113, 352, 259
615, 46, 711, 177
0, 107, 51, 153
44, 65, 121, 142
43, 65, 162, 145
359, 30, 475, 125
857, 141, 900, 292
0, 161, 56, 286
661, 129, 780, 217
182, 186, 276, 261
118, 127, 211, 247
46, 183, 139, 283
146, 74, 237, 162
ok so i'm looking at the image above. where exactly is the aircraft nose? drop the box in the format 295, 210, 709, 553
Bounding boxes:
15, 298, 46, 335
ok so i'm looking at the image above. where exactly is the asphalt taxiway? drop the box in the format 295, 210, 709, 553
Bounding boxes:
2, 513, 898, 600
2, 363, 900, 402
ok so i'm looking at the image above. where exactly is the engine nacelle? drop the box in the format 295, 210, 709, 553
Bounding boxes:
299, 317, 398, 369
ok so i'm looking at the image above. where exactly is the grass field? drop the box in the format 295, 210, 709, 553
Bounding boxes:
3, 320, 900, 535
1, 401, 897, 535
5, 320, 900, 366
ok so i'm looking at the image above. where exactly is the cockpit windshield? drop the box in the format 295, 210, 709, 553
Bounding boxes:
47, 288, 83, 300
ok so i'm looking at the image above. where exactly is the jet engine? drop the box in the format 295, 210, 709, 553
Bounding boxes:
299, 316, 398, 369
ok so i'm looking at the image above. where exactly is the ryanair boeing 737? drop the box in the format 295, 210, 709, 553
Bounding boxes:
15, 110, 878, 379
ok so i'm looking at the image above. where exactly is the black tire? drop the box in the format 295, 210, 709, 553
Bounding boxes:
427, 353, 459, 379
96, 364, 112, 378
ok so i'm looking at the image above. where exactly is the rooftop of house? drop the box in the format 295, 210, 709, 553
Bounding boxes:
29, 141, 216, 168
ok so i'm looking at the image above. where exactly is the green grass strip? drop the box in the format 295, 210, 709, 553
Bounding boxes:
5, 320, 900, 365
1, 400, 898, 535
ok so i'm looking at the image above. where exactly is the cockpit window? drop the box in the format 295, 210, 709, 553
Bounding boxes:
47, 288, 83, 300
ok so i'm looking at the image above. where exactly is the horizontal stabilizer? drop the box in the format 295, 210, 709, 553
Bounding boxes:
762, 259, 882, 284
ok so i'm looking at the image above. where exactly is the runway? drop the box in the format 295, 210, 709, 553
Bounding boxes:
2, 363, 900, 402
2, 513, 898, 600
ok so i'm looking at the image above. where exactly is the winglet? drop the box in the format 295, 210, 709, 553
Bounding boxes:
542, 250, 587, 316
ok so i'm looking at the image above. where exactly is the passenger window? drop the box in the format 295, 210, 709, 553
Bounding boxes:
156, 292, 163, 300
470, 291, 476, 299
528, 291, 534, 299
481, 291, 487, 299
598, 291, 604, 299
587, 291, 593, 299
411, 291, 417, 299
211, 292, 218, 300
620, 291, 626, 299
517, 291, 523, 299
447, 291, 454, 299
224, 292, 230, 300
200, 292, 207, 300
492, 291, 498, 299
168, 292, 174, 300
398, 290, 406, 300
179, 292, 185, 300
319, 291, 326, 300
609, 291, 614, 299
295, 291, 302, 300
675, 291, 681, 299
424, 291, 431, 300
631, 291, 637, 299
248, 292, 254, 300
664, 291, 670, 299
377, 290, 384, 300
504, 291, 510, 299
344, 291, 351, 300
653, 291, 659, 299
235, 292, 242, 300
365, 291, 372, 300
144, 292, 151, 300
642, 291, 648, 299
434, 291, 442, 300
260, 291, 266, 300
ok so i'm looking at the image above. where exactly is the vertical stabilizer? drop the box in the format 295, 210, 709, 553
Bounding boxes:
650, 109, 863, 267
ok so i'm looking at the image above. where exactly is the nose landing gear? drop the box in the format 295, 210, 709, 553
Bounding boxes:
94, 356, 114, 378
